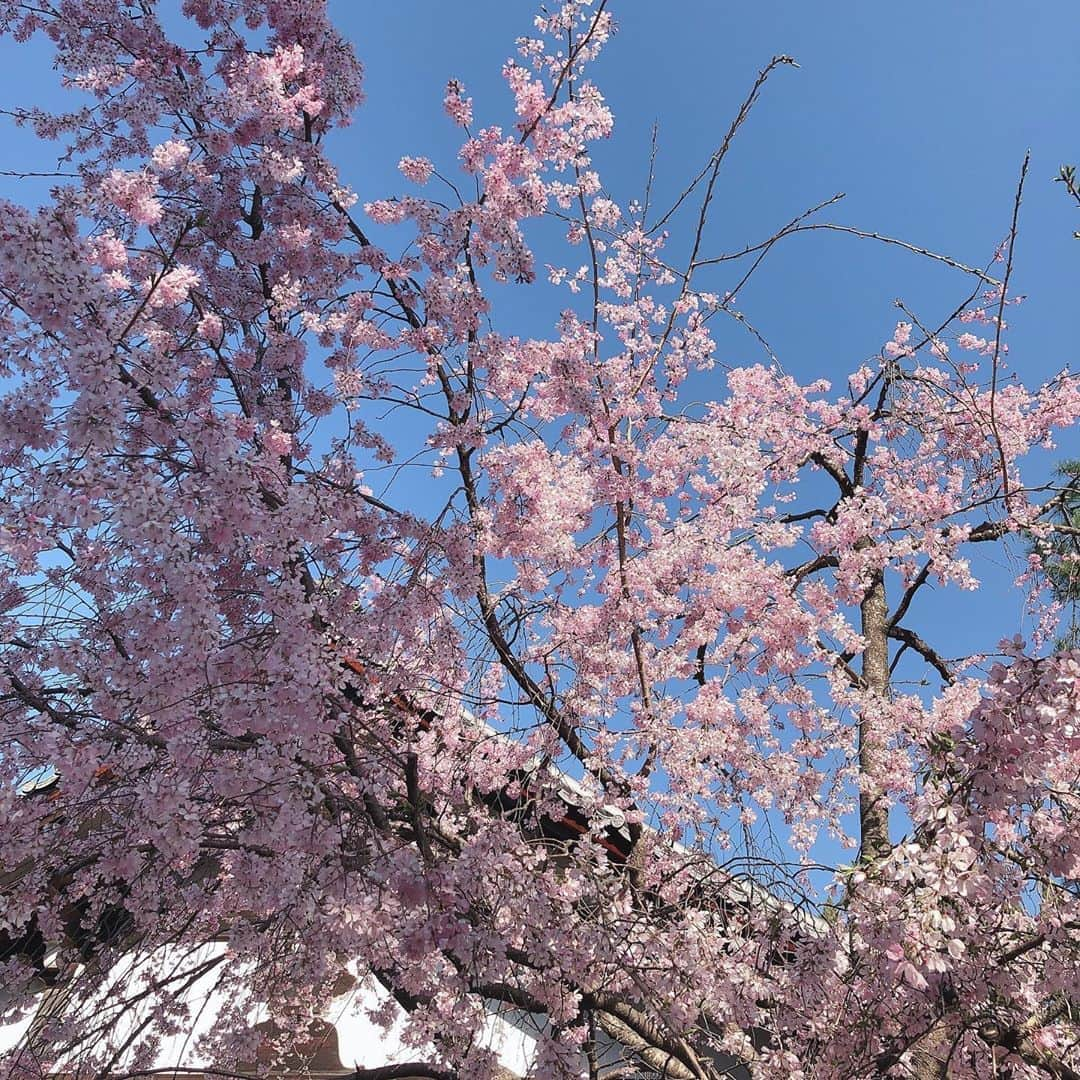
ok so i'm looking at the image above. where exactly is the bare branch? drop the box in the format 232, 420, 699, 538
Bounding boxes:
650, 55, 798, 236
887, 625, 954, 684
695, 221, 1001, 285
987, 151, 1030, 511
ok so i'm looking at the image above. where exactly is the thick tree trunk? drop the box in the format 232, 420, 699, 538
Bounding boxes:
858, 571, 892, 865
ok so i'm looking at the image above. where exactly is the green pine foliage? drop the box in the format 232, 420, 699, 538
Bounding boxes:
1032, 459, 1080, 648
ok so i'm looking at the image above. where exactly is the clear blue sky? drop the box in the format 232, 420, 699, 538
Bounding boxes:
335, 0, 1080, 658
2, 1, 1078, 876
2, 1, 1078, 656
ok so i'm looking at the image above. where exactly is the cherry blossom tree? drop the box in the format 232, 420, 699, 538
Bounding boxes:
1, 2, 1079, 1077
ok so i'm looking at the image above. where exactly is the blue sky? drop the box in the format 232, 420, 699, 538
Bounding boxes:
327, 1, 1080, 871
1, 0, 1078, 875
337, 1, 1080, 655
2, 3, 1079, 691
2, 1, 1077, 671
6, 1, 1078, 357
339, 0, 1080, 372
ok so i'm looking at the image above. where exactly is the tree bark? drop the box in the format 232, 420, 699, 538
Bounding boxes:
859, 570, 892, 865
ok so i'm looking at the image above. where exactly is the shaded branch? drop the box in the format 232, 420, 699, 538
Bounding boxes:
887, 625, 954, 684
888, 563, 933, 629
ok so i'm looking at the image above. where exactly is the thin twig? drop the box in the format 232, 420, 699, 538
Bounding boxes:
649, 55, 798, 236
988, 151, 1030, 512
695, 222, 1001, 285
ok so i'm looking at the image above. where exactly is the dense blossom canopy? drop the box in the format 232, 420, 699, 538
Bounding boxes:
1, 2, 1079, 1077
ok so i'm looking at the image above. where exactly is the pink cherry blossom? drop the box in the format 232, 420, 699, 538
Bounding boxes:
0, 2, 1078, 1078
99, 168, 163, 225
399, 156, 434, 184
